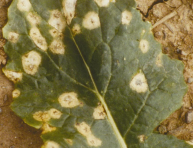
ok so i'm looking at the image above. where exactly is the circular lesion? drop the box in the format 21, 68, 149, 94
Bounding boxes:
82, 12, 101, 30
49, 39, 65, 55
8, 32, 19, 43
22, 50, 42, 75
122, 10, 133, 25
139, 39, 149, 53
130, 71, 149, 93
72, 24, 81, 36
58, 92, 80, 108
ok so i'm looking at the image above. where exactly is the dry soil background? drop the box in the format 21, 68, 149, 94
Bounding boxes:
1, 0, 193, 147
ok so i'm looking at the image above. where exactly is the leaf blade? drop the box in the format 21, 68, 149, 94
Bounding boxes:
3, 0, 192, 147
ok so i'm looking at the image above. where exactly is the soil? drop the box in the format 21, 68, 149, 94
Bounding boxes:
1, 0, 193, 147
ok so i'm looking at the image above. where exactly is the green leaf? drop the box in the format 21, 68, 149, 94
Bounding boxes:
3, 0, 192, 147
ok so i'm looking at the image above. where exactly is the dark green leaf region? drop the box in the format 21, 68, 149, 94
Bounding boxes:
3, 0, 192, 147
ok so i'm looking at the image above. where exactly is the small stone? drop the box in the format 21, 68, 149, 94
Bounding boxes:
176, 48, 181, 54
152, 3, 169, 18
167, 118, 179, 131
3, 94, 8, 103
186, 111, 193, 123
154, 31, 163, 38
158, 125, 167, 134
165, 0, 182, 8
164, 47, 169, 51
187, 78, 193, 84
181, 51, 188, 56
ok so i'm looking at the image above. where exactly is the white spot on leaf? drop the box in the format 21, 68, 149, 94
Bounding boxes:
27, 12, 41, 25
33, 111, 51, 122
33, 109, 62, 122
3, 70, 22, 83
42, 141, 60, 148
48, 10, 66, 32
49, 29, 59, 37
48, 108, 62, 119
64, 139, 73, 145
75, 122, 91, 136
42, 123, 56, 134
17, 0, 31, 12
139, 39, 149, 53
12, 89, 21, 98
87, 134, 102, 147
82, 12, 100, 30
49, 39, 65, 54
62, 0, 77, 24
75, 122, 102, 147
94, 0, 110, 7
142, 30, 146, 35
93, 105, 106, 120
22, 51, 41, 75
122, 10, 132, 25
130, 71, 148, 93
58, 92, 80, 108
49, 29, 63, 39
30, 27, 48, 51
8, 32, 19, 43
137, 135, 146, 143
72, 24, 81, 35
156, 53, 162, 67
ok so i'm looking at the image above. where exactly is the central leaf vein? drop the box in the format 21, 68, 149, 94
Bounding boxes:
68, 26, 127, 148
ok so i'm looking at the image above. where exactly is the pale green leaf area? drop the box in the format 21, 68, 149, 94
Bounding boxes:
3, 0, 192, 147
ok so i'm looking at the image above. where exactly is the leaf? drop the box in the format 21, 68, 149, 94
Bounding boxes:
3, 0, 192, 147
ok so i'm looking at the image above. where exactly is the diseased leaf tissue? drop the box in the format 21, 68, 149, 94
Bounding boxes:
3, 0, 193, 147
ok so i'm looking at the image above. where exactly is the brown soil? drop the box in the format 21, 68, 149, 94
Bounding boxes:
0, 0, 43, 148
1, 0, 193, 147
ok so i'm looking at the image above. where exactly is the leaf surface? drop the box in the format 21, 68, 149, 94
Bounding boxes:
3, 0, 192, 147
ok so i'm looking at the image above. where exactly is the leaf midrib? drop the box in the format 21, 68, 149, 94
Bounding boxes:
69, 29, 127, 148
